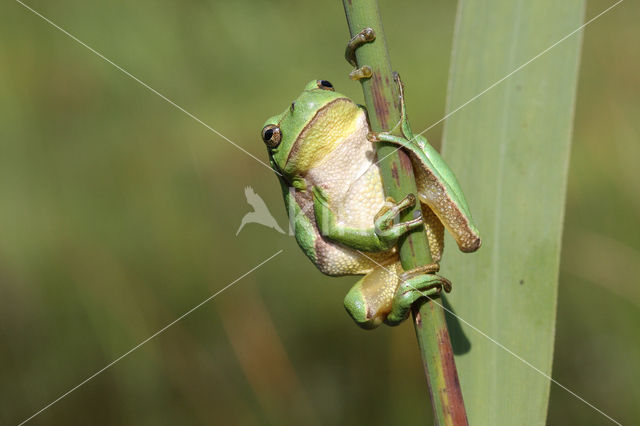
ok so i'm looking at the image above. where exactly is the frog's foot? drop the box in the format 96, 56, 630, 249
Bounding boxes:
374, 193, 423, 243
345, 27, 376, 80
384, 267, 451, 326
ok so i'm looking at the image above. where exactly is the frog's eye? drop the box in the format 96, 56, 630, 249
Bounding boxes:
261, 124, 282, 148
317, 80, 334, 91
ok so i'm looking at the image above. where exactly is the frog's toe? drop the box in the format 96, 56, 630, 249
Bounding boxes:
345, 27, 376, 63
349, 66, 373, 81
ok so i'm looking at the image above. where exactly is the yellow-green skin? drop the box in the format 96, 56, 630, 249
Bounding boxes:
262, 80, 480, 328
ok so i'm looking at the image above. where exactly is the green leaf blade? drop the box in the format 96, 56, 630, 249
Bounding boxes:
440, 1, 586, 424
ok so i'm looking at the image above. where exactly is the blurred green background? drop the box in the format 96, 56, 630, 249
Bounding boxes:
1, 0, 638, 424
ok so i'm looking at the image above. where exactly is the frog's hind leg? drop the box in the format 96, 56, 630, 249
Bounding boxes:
344, 261, 401, 329
367, 74, 482, 253
385, 266, 451, 326
344, 260, 450, 329
421, 203, 445, 264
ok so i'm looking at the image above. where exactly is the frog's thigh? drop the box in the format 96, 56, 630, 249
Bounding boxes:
421, 203, 444, 263
344, 262, 400, 329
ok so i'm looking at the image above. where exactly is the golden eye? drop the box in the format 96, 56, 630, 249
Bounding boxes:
261, 124, 282, 148
316, 80, 334, 91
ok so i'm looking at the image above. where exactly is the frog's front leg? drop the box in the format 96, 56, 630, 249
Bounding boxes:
374, 194, 424, 241
345, 27, 375, 80
312, 186, 422, 252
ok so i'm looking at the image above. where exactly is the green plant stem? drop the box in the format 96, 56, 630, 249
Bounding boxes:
342, 1, 467, 425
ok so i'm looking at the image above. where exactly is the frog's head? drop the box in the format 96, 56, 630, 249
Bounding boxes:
261, 80, 362, 189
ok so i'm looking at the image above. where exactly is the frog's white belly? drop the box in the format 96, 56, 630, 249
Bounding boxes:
302, 111, 397, 276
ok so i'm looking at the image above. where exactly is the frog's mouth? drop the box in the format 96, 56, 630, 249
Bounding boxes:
268, 156, 290, 184
284, 97, 361, 175
269, 155, 305, 192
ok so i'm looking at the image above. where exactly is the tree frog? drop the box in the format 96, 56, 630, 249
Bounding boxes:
261, 78, 480, 329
